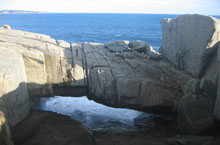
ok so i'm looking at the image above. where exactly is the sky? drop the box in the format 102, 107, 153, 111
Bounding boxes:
0, 0, 219, 15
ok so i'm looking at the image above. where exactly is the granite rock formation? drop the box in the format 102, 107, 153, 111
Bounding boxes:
160, 14, 220, 77
81, 42, 189, 112
161, 14, 220, 133
0, 25, 191, 118
0, 14, 220, 144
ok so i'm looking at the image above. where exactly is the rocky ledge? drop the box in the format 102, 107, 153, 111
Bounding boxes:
0, 14, 220, 145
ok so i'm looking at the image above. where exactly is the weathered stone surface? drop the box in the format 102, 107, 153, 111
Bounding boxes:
0, 111, 14, 145
160, 14, 220, 77
160, 15, 220, 124
0, 27, 86, 98
81, 42, 190, 112
104, 40, 129, 52
0, 51, 30, 126
183, 78, 201, 94
128, 40, 152, 53
0, 14, 219, 139
0, 26, 192, 114
11, 110, 96, 145
178, 93, 214, 134
214, 76, 220, 120
200, 79, 217, 97
147, 49, 162, 60
210, 44, 220, 120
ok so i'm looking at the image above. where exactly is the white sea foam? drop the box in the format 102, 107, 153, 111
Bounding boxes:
37, 96, 148, 130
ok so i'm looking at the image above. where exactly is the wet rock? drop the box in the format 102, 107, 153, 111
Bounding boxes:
11, 110, 96, 145
134, 114, 176, 131
95, 131, 167, 145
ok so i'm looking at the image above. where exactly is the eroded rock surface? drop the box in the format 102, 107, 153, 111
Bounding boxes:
80, 42, 190, 112
11, 110, 96, 145
0, 14, 220, 137
0, 26, 191, 115
0, 51, 30, 126
160, 14, 220, 77
0, 111, 13, 145
160, 14, 220, 133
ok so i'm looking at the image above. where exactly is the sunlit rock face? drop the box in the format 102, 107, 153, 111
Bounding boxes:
160, 14, 220, 134
160, 14, 220, 77
0, 27, 87, 98
0, 26, 191, 115
78, 42, 190, 112
0, 51, 30, 126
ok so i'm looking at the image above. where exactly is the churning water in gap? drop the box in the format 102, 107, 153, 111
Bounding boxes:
34, 96, 150, 131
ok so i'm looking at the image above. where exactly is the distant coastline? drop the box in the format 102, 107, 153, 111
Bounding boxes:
0, 10, 48, 14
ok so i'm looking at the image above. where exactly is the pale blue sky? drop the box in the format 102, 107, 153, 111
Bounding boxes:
0, 0, 219, 15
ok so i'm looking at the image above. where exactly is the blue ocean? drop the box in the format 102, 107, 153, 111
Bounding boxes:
0, 13, 220, 50
0, 13, 182, 50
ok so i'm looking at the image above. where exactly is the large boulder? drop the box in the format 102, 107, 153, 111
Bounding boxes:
160, 14, 220, 77
128, 40, 152, 53
178, 93, 215, 134
0, 51, 30, 126
3, 25, 11, 30
0, 26, 87, 97
128, 40, 162, 60
104, 40, 129, 52
82, 42, 190, 112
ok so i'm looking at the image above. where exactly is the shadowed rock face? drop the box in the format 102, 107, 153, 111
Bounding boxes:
11, 110, 96, 145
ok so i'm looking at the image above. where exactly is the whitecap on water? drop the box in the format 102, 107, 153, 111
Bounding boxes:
35, 96, 149, 131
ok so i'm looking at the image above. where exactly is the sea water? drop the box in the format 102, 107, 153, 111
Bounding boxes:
0, 13, 181, 50
34, 96, 149, 131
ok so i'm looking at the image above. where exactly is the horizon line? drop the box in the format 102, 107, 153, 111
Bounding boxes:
0, 10, 219, 16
